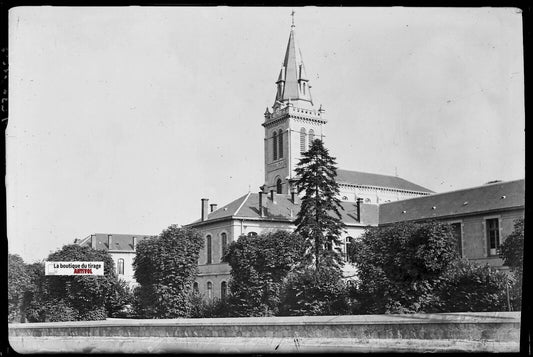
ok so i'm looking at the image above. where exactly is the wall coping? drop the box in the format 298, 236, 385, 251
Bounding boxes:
9, 311, 520, 329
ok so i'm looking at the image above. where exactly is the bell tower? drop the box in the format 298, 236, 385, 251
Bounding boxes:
262, 14, 327, 194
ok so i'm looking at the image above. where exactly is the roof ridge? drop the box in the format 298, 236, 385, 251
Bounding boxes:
381, 178, 525, 205
337, 168, 396, 177
234, 192, 252, 216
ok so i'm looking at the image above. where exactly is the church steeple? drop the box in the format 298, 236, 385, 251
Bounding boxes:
263, 14, 326, 195
274, 15, 313, 109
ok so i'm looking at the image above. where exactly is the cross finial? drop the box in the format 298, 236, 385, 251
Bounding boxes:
291, 9, 295, 28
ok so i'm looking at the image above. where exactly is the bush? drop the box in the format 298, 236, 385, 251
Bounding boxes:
188, 292, 232, 318
279, 267, 348, 316
106, 279, 135, 318
434, 259, 510, 312
25, 298, 79, 322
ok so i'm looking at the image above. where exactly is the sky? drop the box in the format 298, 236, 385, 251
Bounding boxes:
7, 7, 524, 263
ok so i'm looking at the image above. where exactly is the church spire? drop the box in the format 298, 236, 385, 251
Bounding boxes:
274, 12, 313, 109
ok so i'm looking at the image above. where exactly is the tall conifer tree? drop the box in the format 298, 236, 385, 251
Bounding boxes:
294, 139, 345, 272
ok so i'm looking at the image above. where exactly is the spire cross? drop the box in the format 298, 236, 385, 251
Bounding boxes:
291, 9, 295, 28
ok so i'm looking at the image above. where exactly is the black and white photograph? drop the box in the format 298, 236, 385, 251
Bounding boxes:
6, 6, 525, 353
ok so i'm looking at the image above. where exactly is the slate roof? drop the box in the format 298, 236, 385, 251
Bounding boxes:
188, 192, 379, 227
379, 179, 525, 225
336, 169, 434, 193
77, 233, 155, 252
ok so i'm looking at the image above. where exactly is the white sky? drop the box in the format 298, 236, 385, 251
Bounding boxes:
7, 7, 524, 263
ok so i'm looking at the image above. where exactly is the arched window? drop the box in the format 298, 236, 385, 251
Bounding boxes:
308, 129, 315, 149
276, 179, 282, 194
272, 131, 278, 161
193, 282, 199, 293
206, 235, 212, 264
207, 281, 213, 299
117, 258, 124, 275
221, 281, 227, 299
278, 129, 283, 158
221, 232, 228, 261
247, 231, 258, 238
303, 82, 306, 95
300, 128, 306, 153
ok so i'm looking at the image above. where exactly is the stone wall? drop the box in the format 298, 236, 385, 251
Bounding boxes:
8, 312, 520, 353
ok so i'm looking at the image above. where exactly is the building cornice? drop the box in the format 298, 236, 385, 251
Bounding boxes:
379, 205, 524, 226
338, 182, 432, 196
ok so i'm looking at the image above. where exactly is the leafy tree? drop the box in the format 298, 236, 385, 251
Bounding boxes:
350, 221, 458, 313
8, 254, 31, 322
45, 244, 117, 320
279, 266, 348, 316
499, 218, 524, 309
434, 259, 509, 312
294, 139, 345, 272
133, 225, 204, 318
224, 231, 306, 316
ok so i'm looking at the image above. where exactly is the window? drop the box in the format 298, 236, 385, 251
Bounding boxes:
193, 282, 199, 293
308, 129, 314, 148
207, 282, 213, 299
303, 82, 306, 95
221, 281, 227, 299
450, 222, 462, 257
221, 232, 228, 261
486, 218, 500, 256
276, 179, 282, 194
345, 237, 354, 262
206, 235, 212, 264
278, 129, 283, 158
117, 258, 124, 275
248, 231, 258, 237
272, 131, 278, 161
300, 128, 306, 153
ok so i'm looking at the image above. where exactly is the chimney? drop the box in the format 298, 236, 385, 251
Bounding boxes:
210, 204, 218, 213
201, 198, 209, 221
270, 190, 276, 203
132, 236, 137, 251
91, 234, 96, 249
107, 234, 112, 249
356, 198, 363, 222
258, 191, 266, 217
291, 191, 297, 204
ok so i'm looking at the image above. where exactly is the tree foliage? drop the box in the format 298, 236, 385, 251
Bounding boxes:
434, 259, 509, 312
350, 221, 459, 313
499, 218, 524, 309
133, 225, 204, 318
500, 218, 524, 274
279, 266, 348, 316
8, 254, 31, 322
224, 231, 306, 316
45, 244, 117, 320
294, 139, 345, 272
